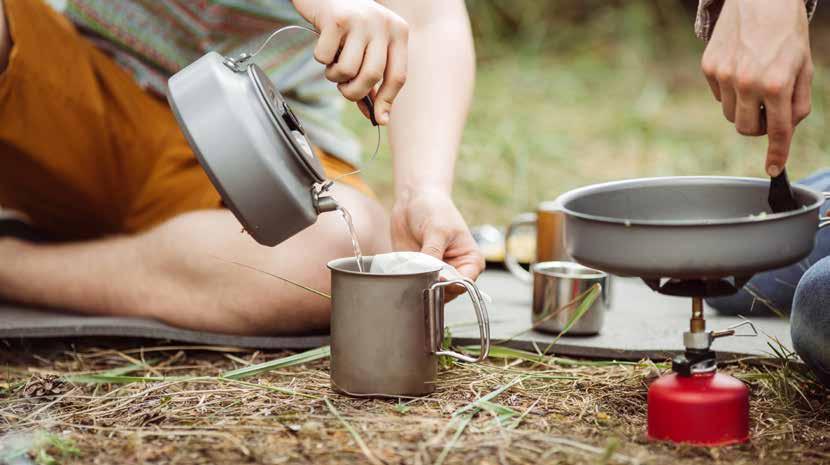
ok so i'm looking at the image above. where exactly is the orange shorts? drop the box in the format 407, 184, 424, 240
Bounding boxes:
0, 0, 372, 240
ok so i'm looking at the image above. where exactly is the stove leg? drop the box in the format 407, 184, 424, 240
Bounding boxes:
690, 296, 705, 333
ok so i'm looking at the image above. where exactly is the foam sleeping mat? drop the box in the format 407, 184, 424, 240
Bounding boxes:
0, 270, 791, 361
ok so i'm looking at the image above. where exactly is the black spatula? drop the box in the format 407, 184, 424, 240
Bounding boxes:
768, 168, 800, 213
759, 105, 801, 213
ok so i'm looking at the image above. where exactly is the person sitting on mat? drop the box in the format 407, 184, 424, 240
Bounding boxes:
0, 0, 483, 334
696, 0, 830, 386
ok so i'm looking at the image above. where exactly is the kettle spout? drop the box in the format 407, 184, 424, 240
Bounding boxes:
314, 195, 339, 214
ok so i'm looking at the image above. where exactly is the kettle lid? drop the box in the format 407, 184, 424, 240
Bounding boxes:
247, 63, 326, 183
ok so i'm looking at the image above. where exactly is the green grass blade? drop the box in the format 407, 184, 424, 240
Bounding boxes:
66, 375, 202, 384
325, 398, 384, 465
539, 284, 601, 354
221, 346, 331, 380
433, 377, 526, 465
472, 346, 546, 363
492, 283, 600, 345
433, 413, 473, 465
65, 359, 158, 384
453, 375, 526, 417
477, 399, 519, 424
219, 378, 318, 399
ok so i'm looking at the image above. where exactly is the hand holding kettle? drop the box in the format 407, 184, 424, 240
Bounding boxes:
293, 0, 410, 125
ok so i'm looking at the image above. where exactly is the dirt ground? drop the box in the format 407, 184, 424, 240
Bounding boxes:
1, 340, 828, 465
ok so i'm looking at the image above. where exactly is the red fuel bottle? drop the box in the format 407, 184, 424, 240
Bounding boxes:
648, 370, 749, 446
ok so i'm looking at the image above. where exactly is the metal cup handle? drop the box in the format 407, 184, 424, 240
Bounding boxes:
425, 278, 490, 363
504, 212, 537, 283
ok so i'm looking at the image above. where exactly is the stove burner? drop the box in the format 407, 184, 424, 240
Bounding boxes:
641, 276, 752, 297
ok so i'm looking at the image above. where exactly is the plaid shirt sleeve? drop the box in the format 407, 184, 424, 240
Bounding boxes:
695, 0, 819, 41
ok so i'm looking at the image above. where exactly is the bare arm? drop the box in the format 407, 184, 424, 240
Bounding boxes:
381, 0, 484, 282
0, 216, 330, 334
383, 0, 474, 194
0, 186, 389, 335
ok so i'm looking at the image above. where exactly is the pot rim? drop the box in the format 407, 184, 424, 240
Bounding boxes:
555, 176, 824, 227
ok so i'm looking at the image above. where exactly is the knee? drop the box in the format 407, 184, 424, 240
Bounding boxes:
791, 257, 830, 386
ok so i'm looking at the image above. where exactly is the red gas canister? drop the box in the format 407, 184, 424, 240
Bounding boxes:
647, 371, 749, 446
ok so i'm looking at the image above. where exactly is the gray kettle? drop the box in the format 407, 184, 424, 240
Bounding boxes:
166, 26, 373, 246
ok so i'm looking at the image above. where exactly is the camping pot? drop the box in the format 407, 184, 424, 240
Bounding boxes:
554, 177, 830, 284
505, 202, 569, 282
531, 261, 609, 335
167, 26, 375, 247
328, 257, 490, 397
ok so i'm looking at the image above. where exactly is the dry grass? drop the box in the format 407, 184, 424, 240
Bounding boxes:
1, 341, 828, 465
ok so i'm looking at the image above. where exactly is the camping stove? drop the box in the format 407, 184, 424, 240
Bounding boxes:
643, 278, 758, 446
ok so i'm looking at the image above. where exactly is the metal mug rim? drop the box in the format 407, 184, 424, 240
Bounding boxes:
327, 256, 443, 277
531, 261, 607, 280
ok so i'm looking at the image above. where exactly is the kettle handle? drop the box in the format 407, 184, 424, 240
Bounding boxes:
361, 96, 378, 126
424, 278, 490, 363
225, 25, 378, 127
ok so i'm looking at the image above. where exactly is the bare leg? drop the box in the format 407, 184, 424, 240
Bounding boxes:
0, 1, 9, 73
0, 184, 391, 335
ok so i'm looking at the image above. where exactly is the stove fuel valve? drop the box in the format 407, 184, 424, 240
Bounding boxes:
682, 318, 758, 352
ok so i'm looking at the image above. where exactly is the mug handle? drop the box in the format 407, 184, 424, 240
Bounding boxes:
425, 278, 490, 362
504, 212, 537, 283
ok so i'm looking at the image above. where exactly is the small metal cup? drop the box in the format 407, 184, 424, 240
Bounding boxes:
531, 261, 609, 336
327, 257, 490, 397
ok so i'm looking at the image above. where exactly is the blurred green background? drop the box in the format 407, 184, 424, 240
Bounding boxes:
346, 0, 830, 226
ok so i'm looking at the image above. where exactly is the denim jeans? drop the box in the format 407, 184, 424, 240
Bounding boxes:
707, 169, 830, 386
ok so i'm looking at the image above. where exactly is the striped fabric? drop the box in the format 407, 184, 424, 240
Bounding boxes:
695, 0, 819, 42
52, 0, 361, 164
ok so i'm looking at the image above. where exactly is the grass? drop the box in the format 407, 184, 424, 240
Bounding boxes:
0, 341, 828, 464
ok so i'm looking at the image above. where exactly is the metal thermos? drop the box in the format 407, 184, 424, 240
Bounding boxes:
327, 257, 490, 397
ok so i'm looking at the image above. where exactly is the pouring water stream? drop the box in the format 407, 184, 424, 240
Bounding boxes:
337, 206, 364, 272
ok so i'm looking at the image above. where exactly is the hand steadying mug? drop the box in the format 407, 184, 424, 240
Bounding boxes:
700, 0, 813, 176
391, 188, 485, 299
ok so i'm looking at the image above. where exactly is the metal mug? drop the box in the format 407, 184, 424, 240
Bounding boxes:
532, 261, 609, 336
505, 202, 568, 282
327, 257, 490, 397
